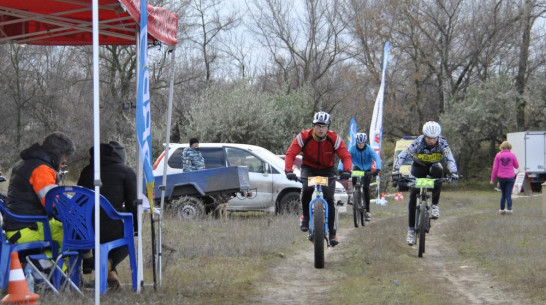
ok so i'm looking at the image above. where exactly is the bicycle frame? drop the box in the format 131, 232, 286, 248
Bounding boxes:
308, 176, 332, 234
415, 178, 434, 232
408, 176, 453, 257
351, 171, 366, 227
308, 184, 329, 243
307, 176, 331, 269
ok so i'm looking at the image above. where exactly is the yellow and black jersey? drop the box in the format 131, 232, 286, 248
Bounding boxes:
393, 135, 458, 174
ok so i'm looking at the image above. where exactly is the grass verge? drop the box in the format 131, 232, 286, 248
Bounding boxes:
7, 189, 545, 304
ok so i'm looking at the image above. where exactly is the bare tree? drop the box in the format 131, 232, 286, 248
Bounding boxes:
4, 44, 38, 150
247, 0, 352, 112
184, 0, 241, 84
343, 0, 529, 136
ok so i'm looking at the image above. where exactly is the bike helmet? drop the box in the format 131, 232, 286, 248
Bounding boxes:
422, 121, 441, 138
355, 133, 367, 144
313, 111, 331, 125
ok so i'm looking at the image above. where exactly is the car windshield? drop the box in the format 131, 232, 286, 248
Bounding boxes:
253, 147, 301, 175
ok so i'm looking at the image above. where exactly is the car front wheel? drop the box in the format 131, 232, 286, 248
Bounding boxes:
278, 192, 301, 215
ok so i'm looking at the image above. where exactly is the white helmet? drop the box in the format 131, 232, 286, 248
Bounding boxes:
313, 111, 331, 125
355, 133, 367, 144
422, 121, 441, 138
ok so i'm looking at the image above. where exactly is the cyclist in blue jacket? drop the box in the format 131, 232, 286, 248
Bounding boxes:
349, 133, 381, 221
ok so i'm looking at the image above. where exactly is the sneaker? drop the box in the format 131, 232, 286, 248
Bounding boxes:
406, 230, 415, 246
505, 209, 513, 214
499, 209, 506, 214
431, 205, 440, 219
365, 212, 372, 221
300, 215, 309, 232
329, 233, 339, 247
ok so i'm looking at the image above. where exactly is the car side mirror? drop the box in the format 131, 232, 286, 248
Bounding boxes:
263, 163, 270, 174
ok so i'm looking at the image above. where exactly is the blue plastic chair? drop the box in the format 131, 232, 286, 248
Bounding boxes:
0, 198, 58, 291
44, 185, 137, 294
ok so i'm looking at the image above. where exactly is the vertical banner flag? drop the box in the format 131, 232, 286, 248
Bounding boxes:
369, 41, 390, 203
338, 118, 357, 172
369, 41, 390, 157
137, 0, 155, 208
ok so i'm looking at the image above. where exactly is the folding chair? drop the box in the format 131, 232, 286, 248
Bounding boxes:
0, 198, 59, 293
44, 185, 138, 294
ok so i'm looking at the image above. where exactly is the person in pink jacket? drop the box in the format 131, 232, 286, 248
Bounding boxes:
490, 141, 519, 214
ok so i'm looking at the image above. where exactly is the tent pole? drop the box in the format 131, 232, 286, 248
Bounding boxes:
92, 0, 101, 303
158, 46, 177, 286
135, 29, 144, 293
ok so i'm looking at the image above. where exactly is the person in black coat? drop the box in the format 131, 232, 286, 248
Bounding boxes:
77, 141, 137, 290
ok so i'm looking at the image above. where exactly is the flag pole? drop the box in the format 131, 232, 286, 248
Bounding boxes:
136, 0, 155, 292
369, 41, 390, 205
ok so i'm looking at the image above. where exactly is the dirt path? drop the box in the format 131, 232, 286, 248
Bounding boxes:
253, 213, 532, 305
424, 215, 531, 305
251, 229, 352, 305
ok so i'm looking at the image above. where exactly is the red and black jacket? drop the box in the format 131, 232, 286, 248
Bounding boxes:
285, 129, 352, 172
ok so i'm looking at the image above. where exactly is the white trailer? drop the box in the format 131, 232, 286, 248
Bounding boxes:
506, 131, 546, 192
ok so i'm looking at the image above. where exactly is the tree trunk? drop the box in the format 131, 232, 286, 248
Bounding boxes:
515, 0, 532, 130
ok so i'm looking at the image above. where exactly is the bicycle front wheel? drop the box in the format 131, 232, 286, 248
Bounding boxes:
353, 189, 360, 228
418, 202, 426, 257
360, 201, 366, 227
313, 202, 325, 269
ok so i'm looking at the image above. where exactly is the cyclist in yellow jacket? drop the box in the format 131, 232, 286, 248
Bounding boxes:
392, 121, 458, 245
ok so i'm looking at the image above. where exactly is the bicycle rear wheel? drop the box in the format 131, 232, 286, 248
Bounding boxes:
418, 202, 426, 257
313, 202, 325, 268
353, 189, 360, 228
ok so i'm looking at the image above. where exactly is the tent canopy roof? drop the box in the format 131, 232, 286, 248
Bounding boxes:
0, 0, 178, 46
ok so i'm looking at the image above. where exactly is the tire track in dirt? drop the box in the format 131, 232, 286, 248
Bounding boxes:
253, 211, 534, 305
424, 215, 533, 305
252, 229, 352, 305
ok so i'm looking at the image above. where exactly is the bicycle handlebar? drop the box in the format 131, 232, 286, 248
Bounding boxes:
394, 175, 456, 187
289, 175, 348, 183
351, 170, 379, 178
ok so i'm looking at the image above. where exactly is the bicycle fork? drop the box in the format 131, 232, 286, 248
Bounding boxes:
308, 198, 330, 246
415, 191, 430, 233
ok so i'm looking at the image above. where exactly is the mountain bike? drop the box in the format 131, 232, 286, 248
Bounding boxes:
397, 175, 453, 257
351, 171, 366, 228
307, 176, 337, 269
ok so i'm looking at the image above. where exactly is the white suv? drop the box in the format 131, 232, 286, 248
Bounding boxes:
153, 143, 348, 214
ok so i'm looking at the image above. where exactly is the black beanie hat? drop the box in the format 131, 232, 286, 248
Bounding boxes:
190, 138, 199, 145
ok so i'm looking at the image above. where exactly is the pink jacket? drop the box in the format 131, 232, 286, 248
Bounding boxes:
491, 149, 519, 182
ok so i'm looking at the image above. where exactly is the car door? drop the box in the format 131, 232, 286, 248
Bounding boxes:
225, 147, 273, 210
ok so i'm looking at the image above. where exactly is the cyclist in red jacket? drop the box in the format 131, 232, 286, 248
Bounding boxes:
285, 111, 352, 246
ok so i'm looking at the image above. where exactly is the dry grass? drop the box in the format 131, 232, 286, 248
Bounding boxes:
32, 212, 303, 304
335, 189, 545, 305
5, 189, 546, 304
447, 193, 546, 303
